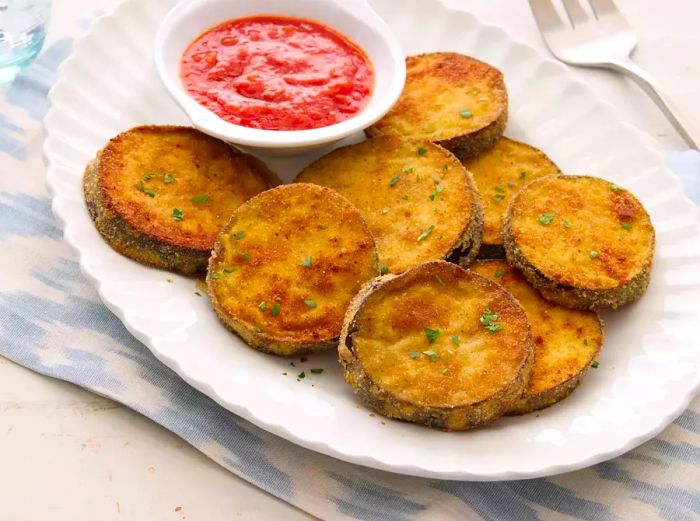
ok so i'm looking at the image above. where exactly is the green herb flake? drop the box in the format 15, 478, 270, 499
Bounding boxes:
190, 194, 209, 203
258, 301, 267, 311
492, 194, 506, 202
210, 272, 221, 280
379, 263, 390, 275
423, 327, 441, 344
402, 194, 409, 201
301, 257, 312, 268
589, 250, 599, 259
583, 338, 589, 346
442, 164, 449, 170
621, 223, 632, 230
417, 225, 435, 242
538, 212, 556, 225
143, 173, 158, 180
494, 270, 507, 278
403, 167, 414, 174
254, 326, 262, 333
304, 299, 317, 309
563, 219, 572, 229
422, 349, 439, 362
409, 351, 420, 359
451, 336, 460, 346
271, 303, 280, 316
485, 323, 504, 333
233, 230, 246, 241
429, 186, 445, 201
494, 186, 506, 193
242, 251, 252, 262
163, 174, 175, 184
507, 181, 516, 188
223, 267, 237, 274
611, 184, 624, 191
135, 180, 156, 197
480, 307, 504, 334
417, 147, 427, 156
172, 208, 184, 221
297, 371, 306, 380
591, 361, 599, 368
389, 175, 401, 186
310, 368, 324, 374
435, 274, 445, 286
519, 171, 527, 180
459, 108, 473, 118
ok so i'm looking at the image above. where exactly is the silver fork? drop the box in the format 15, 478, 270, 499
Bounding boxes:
529, 0, 699, 150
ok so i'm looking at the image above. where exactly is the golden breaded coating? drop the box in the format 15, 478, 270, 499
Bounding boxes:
296, 137, 482, 273
208, 184, 379, 356
84, 125, 279, 274
470, 260, 603, 414
462, 137, 561, 258
504, 175, 655, 309
367, 53, 508, 159
339, 260, 532, 430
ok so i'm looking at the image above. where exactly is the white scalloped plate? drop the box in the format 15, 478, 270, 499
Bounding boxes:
44, 0, 700, 480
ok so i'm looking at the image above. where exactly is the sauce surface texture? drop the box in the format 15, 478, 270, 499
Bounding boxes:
180, 16, 374, 131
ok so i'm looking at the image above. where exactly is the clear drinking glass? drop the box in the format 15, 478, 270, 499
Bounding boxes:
0, 0, 51, 84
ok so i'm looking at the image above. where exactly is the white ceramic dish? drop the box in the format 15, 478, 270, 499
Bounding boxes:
154, 0, 406, 154
44, 0, 700, 481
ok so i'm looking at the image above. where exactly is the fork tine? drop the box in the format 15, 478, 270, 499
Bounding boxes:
562, 0, 590, 26
589, 0, 620, 18
528, 0, 566, 32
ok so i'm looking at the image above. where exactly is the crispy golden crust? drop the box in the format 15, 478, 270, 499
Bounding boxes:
295, 137, 483, 273
339, 260, 533, 430
470, 260, 603, 414
85, 125, 280, 274
366, 53, 508, 159
503, 175, 655, 309
208, 184, 379, 356
462, 137, 561, 256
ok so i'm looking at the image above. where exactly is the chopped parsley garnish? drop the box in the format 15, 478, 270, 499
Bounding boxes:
210, 272, 221, 280
492, 194, 506, 202
143, 173, 158, 180
301, 257, 312, 268
611, 184, 624, 191
379, 263, 390, 274
172, 208, 184, 221
135, 181, 156, 197
563, 219, 572, 228
163, 174, 175, 184
429, 186, 445, 201
494, 186, 506, 193
423, 327, 441, 344
591, 361, 599, 368
417, 147, 427, 156
494, 270, 507, 278
417, 225, 435, 242
507, 181, 516, 188
223, 267, 237, 273
451, 336, 460, 345
589, 251, 599, 259
389, 175, 401, 186
538, 212, 556, 225
233, 230, 246, 240
409, 351, 420, 359
442, 164, 449, 170
271, 303, 280, 316
297, 371, 305, 380
435, 274, 445, 285
403, 167, 414, 174
583, 338, 589, 346
519, 171, 527, 180
190, 194, 209, 203
621, 223, 632, 230
310, 368, 324, 374
254, 326, 262, 333
422, 349, 439, 362
258, 301, 267, 311
242, 251, 252, 262
480, 307, 503, 333
304, 299, 317, 309
402, 194, 409, 201
459, 108, 473, 118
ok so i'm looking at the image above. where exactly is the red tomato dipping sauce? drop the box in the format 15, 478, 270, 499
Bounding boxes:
180, 16, 374, 131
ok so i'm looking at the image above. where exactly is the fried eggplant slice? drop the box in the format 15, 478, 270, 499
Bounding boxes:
366, 52, 508, 159
296, 137, 482, 273
504, 175, 655, 309
462, 137, 561, 258
470, 260, 603, 414
83, 125, 279, 274
208, 183, 379, 356
339, 260, 532, 430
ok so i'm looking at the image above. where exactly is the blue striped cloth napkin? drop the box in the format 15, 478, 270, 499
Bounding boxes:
1, 14, 698, 521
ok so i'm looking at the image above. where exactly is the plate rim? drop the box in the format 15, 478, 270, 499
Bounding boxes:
43, 0, 700, 481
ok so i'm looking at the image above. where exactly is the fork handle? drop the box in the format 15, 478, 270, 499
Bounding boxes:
604, 59, 699, 150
